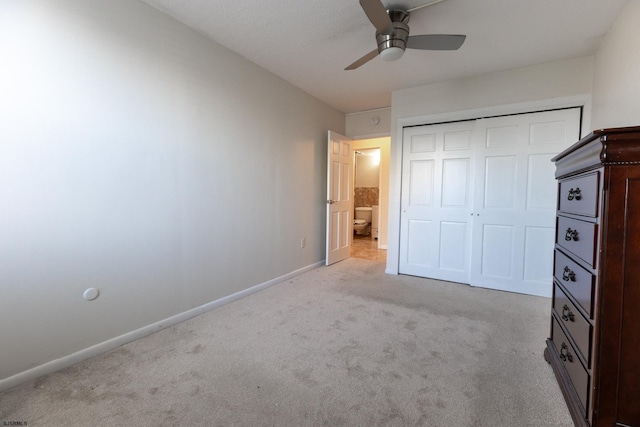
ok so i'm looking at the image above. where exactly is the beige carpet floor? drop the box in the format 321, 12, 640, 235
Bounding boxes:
0, 258, 572, 426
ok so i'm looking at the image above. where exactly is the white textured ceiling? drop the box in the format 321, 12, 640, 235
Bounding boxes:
140, 0, 627, 113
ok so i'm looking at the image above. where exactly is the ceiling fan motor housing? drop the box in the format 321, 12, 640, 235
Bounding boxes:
376, 10, 410, 60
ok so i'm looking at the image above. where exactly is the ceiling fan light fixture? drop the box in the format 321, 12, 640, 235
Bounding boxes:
346, 1, 466, 70
379, 46, 405, 62
375, 18, 409, 63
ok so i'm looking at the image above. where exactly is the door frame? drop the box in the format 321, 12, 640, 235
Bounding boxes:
386, 95, 592, 275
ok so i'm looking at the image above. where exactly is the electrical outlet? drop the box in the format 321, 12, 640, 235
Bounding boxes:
300, 238, 306, 248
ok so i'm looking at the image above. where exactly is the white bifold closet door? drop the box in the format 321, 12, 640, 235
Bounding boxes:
399, 121, 476, 284
399, 108, 581, 297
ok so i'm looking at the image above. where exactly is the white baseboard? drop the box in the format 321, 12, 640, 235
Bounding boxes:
0, 260, 324, 393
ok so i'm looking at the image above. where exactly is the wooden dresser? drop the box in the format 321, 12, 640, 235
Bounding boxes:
545, 126, 640, 427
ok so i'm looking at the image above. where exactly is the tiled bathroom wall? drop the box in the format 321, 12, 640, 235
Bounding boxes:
355, 187, 379, 207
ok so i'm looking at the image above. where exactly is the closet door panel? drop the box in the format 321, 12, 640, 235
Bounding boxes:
399, 122, 474, 283
470, 108, 581, 297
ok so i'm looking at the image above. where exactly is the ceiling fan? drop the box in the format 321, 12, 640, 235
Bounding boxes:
346, 0, 466, 70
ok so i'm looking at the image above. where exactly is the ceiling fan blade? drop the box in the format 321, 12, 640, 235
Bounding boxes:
406, 34, 466, 50
359, 0, 394, 35
345, 49, 379, 70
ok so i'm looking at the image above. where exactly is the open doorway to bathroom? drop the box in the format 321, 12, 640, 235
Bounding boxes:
350, 138, 389, 263
354, 149, 379, 238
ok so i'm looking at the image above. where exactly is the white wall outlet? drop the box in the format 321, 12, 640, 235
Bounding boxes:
300, 238, 306, 248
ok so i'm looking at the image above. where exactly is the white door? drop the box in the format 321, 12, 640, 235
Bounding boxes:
470, 108, 581, 296
326, 131, 353, 265
399, 121, 475, 282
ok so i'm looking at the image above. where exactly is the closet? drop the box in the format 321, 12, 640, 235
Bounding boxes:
399, 108, 581, 296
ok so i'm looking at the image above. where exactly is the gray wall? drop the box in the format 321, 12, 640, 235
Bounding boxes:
390, 56, 594, 122
591, 0, 640, 129
0, 0, 344, 385
346, 108, 391, 138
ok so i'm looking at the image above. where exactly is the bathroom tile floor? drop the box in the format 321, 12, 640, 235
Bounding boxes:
350, 234, 386, 263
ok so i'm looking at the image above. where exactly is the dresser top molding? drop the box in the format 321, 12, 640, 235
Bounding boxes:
552, 126, 640, 178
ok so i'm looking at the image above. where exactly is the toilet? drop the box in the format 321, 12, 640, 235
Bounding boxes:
354, 207, 372, 235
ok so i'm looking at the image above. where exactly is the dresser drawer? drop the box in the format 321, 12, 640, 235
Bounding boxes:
558, 172, 599, 217
553, 283, 592, 366
554, 250, 596, 318
556, 216, 598, 267
552, 318, 590, 415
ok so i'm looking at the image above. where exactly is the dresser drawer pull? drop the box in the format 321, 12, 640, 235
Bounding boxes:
567, 187, 582, 201
562, 266, 576, 282
560, 343, 574, 363
561, 304, 575, 322
564, 228, 579, 241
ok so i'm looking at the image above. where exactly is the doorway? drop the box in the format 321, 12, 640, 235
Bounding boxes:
352, 147, 383, 262
351, 234, 386, 262
350, 138, 389, 262
351, 137, 390, 248
326, 134, 390, 265
354, 148, 380, 237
